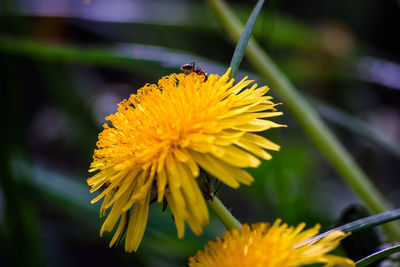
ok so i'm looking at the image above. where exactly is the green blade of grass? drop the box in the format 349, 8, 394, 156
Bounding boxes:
229, 0, 265, 79
356, 245, 400, 267
296, 208, 400, 248
332, 208, 400, 234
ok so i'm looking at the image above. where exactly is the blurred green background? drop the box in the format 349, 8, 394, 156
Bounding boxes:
1, 0, 400, 266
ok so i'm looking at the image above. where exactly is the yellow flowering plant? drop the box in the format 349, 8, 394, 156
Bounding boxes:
82, 0, 398, 265
2, 0, 400, 265
189, 219, 355, 267
87, 68, 284, 252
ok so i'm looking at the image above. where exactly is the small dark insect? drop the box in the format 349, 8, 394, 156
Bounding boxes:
181, 61, 208, 81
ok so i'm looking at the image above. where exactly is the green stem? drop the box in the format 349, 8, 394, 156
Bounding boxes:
205, 0, 400, 240
208, 197, 242, 230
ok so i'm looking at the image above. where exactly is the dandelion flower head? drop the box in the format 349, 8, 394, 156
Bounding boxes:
189, 219, 355, 267
87, 68, 284, 252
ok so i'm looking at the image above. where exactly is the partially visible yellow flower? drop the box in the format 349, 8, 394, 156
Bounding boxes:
189, 219, 355, 267
87, 68, 284, 252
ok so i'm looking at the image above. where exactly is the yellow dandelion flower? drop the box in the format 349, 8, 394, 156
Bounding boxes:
87, 68, 284, 252
189, 219, 355, 267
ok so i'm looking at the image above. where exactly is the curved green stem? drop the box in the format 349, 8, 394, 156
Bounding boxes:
205, 0, 400, 240
208, 197, 242, 230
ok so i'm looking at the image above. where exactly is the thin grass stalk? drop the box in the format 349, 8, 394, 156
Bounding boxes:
229, 0, 265, 79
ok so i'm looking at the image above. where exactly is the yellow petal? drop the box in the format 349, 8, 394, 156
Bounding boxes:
210, 145, 261, 168
241, 133, 281, 151
165, 192, 186, 238
234, 138, 272, 161
109, 211, 129, 247
124, 193, 151, 252
100, 187, 132, 236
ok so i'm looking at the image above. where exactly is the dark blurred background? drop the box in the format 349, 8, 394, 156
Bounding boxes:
1, 0, 400, 266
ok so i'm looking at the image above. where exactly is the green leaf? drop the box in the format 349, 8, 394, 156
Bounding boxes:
229, 0, 265, 79
356, 245, 400, 267
332, 208, 400, 234
296, 208, 400, 247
